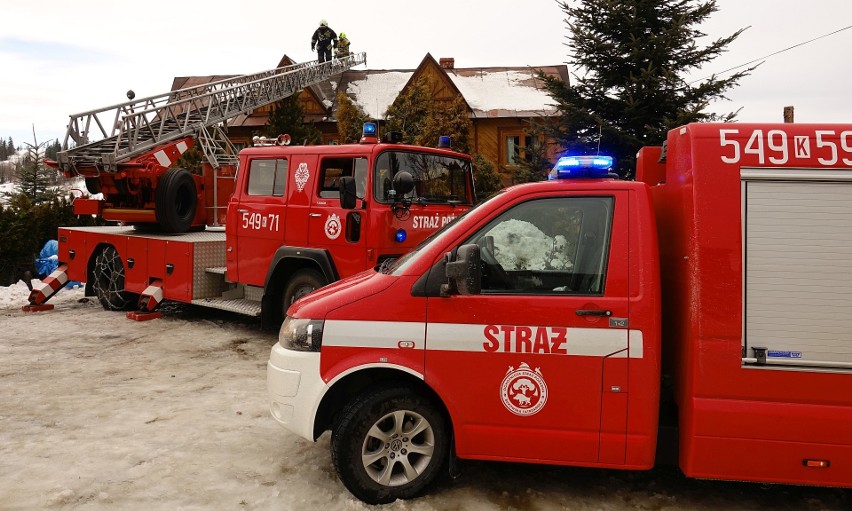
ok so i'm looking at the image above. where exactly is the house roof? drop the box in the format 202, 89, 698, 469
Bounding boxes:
319, 54, 568, 120
170, 54, 568, 127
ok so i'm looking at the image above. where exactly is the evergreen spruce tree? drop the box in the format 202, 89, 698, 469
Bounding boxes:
44, 139, 61, 161
543, 0, 753, 176
335, 91, 369, 144
416, 95, 473, 154
509, 120, 554, 184
265, 95, 321, 145
472, 154, 503, 201
385, 77, 432, 143
13, 138, 59, 205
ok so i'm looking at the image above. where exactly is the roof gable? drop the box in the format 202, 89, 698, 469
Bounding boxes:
399, 53, 471, 111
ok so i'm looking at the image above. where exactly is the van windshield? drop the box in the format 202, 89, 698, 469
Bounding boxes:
374, 151, 473, 205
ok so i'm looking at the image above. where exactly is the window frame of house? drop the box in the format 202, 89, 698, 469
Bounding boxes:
499, 129, 541, 167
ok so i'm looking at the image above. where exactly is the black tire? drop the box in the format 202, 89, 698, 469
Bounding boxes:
282, 269, 326, 314
155, 167, 197, 233
331, 386, 449, 504
92, 246, 138, 311
84, 177, 101, 194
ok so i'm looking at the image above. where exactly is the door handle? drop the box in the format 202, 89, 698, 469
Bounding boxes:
576, 309, 612, 317
309, 213, 322, 217
237, 209, 248, 213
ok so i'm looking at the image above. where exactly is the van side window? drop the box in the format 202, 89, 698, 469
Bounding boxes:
465, 197, 614, 295
318, 157, 368, 198
247, 158, 288, 196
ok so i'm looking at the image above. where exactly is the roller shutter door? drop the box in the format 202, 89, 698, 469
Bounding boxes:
743, 172, 852, 369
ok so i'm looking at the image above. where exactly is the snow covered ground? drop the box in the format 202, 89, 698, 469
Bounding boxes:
0, 282, 849, 510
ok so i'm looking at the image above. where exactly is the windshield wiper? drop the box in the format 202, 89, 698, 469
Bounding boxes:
378, 258, 397, 274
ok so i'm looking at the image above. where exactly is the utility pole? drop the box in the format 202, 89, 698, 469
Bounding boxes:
783, 106, 794, 123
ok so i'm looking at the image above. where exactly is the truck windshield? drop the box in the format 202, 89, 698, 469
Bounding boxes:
387, 190, 504, 275
374, 151, 472, 205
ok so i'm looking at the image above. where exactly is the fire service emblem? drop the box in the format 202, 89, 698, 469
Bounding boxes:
500, 363, 548, 416
295, 162, 310, 192
324, 213, 342, 240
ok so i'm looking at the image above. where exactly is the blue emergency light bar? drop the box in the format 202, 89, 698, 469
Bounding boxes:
551, 155, 614, 179
362, 122, 378, 136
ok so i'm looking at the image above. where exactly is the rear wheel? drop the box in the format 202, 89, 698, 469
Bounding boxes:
92, 246, 138, 311
155, 167, 197, 233
331, 386, 449, 504
281, 269, 326, 315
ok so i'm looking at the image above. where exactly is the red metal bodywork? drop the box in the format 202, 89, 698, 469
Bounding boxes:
641, 124, 852, 487
224, 143, 473, 287
57, 140, 474, 318
291, 177, 663, 471
284, 123, 852, 488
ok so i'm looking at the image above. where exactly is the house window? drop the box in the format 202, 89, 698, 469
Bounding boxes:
502, 132, 536, 166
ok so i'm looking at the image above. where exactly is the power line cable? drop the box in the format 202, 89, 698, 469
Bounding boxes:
689, 24, 852, 84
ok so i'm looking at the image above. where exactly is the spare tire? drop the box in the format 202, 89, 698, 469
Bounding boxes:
155, 167, 197, 233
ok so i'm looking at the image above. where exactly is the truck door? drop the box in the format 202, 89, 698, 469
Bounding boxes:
307, 156, 369, 278
425, 192, 630, 465
234, 157, 289, 286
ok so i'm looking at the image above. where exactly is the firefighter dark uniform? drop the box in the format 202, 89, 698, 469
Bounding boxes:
311, 20, 337, 64
335, 33, 351, 58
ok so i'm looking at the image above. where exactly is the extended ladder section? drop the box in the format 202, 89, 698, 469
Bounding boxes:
56, 53, 367, 173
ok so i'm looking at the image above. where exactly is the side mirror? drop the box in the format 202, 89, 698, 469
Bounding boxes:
339, 176, 357, 210
392, 171, 415, 196
441, 244, 481, 296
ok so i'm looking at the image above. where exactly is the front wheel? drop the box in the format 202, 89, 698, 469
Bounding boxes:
331, 386, 449, 504
281, 269, 326, 314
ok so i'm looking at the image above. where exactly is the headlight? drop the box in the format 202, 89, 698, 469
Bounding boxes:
279, 317, 324, 352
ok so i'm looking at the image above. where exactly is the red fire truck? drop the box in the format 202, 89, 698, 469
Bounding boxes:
267, 122, 852, 503
30, 122, 475, 327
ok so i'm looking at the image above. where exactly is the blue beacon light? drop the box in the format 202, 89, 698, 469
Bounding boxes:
395, 229, 407, 243
362, 122, 378, 136
551, 155, 614, 179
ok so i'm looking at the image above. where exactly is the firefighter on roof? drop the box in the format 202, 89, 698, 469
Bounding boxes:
335, 32, 351, 58
311, 19, 337, 63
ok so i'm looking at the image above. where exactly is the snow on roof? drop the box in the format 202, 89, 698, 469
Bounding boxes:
346, 71, 412, 119
346, 68, 558, 120
449, 70, 557, 117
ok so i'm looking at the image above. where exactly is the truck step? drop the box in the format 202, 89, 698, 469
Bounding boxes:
190, 297, 261, 317
205, 267, 227, 275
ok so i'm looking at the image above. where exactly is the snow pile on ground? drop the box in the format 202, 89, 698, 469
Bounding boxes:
0, 279, 84, 309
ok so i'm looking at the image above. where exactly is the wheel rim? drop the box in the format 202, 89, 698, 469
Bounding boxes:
361, 409, 435, 487
290, 284, 316, 304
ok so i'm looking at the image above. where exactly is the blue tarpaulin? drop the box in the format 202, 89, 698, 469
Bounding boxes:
35, 240, 81, 288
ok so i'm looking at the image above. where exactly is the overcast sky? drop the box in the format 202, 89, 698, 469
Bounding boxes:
1, 0, 851, 148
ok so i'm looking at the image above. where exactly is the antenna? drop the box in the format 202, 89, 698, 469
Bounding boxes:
596, 123, 602, 155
